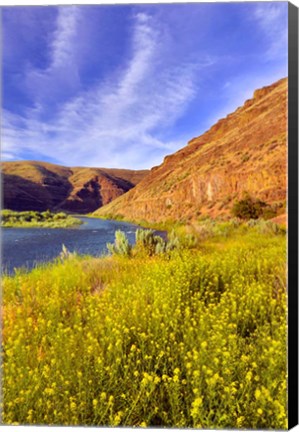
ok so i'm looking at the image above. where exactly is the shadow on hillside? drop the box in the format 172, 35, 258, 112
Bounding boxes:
2, 173, 72, 212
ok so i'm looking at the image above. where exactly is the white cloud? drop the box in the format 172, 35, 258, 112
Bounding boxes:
253, 3, 288, 60
24, 6, 80, 102
2, 11, 205, 169
0, 152, 16, 161
50, 6, 79, 68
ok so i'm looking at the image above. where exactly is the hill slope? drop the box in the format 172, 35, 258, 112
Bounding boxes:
1, 161, 148, 213
95, 78, 287, 223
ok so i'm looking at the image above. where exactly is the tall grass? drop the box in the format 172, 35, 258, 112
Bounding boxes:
1, 223, 287, 428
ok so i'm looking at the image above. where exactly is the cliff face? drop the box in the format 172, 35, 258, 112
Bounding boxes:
1, 161, 148, 213
95, 78, 287, 223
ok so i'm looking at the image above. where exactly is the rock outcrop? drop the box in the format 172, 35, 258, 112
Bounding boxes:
95, 78, 287, 223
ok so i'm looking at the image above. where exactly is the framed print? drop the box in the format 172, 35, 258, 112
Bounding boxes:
1, 1, 298, 429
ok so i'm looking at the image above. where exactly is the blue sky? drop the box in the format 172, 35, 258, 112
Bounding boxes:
2, 2, 288, 169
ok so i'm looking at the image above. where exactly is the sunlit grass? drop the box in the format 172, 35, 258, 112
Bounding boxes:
1, 222, 287, 428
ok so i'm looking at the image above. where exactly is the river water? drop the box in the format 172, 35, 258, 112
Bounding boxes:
1, 217, 151, 275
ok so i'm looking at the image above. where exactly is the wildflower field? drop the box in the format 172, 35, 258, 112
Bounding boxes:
1, 221, 287, 428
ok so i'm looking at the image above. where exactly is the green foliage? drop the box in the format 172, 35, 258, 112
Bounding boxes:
261, 207, 277, 220
166, 230, 182, 251
154, 239, 167, 255
107, 230, 132, 257
232, 197, 264, 219
135, 229, 168, 256
0, 210, 81, 228
167, 229, 198, 250
41, 209, 52, 219
107, 229, 185, 258
2, 228, 287, 428
248, 219, 285, 235
53, 212, 67, 221
232, 196, 277, 220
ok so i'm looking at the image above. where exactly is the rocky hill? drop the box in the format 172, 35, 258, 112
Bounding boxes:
1, 161, 148, 213
95, 78, 287, 223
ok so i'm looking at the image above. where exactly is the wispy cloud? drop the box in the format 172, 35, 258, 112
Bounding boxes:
253, 2, 288, 60
50, 6, 79, 68
2, 4, 287, 170
24, 6, 80, 104
2, 10, 206, 169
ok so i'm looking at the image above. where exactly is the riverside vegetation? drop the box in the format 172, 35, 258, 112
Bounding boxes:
1, 210, 82, 228
2, 218, 287, 428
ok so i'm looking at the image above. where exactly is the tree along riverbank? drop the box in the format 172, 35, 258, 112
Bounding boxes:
1, 210, 82, 228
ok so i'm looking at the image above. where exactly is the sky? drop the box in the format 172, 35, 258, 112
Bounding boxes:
2, 2, 288, 170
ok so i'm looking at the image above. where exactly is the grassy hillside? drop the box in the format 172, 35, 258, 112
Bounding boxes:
2, 221, 287, 428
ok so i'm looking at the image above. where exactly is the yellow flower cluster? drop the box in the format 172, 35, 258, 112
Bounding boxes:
2, 225, 287, 429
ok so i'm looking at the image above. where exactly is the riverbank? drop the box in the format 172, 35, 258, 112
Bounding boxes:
90, 211, 183, 232
1, 216, 144, 274
1, 210, 82, 228
2, 220, 287, 428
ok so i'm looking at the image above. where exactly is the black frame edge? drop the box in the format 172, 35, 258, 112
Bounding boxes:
288, 1, 299, 430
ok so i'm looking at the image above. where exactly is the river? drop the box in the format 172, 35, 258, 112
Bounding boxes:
1, 217, 154, 275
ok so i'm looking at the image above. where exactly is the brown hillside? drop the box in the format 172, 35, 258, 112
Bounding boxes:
95, 78, 287, 223
1, 161, 148, 213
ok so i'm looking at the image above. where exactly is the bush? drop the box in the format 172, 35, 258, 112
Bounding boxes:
232, 196, 276, 220
154, 237, 167, 255
53, 212, 67, 221
232, 197, 264, 220
107, 230, 132, 257
41, 210, 53, 220
167, 230, 183, 250
261, 207, 277, 220
212, 222, 235, 238
0, 210, 81, 228
135, 229, 165, 256
107, 229, 176, 258
251, 220, 285, 235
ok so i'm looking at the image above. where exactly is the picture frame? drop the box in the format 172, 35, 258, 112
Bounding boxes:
1, 1, 298, 430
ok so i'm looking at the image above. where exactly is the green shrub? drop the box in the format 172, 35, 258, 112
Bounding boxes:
41, 210, 52, 220
53, 212, 67, 220
154, 237, 167, 255
232, 196, 271, 220
107, 230, 132, 257
135, 229, 169, 256
232, 197, 262, 219
166, 230, 182, 251
136, 229, 155, 256
261, 207, 277, 220
107, 229, 176, 258
253, 220, 284, 235
0, 210, 80, 228
23, 214, 33, 222
212, 222, 235, 238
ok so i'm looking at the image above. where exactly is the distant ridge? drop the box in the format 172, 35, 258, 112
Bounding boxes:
95, 78, 287, 223
1, 161, 149, 213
